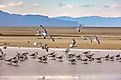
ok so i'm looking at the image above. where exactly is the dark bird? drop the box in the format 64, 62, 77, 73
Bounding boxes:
68, 54, 75, 58
109, 55, 114, 61
95, 57, 102, 63
48, 52, 55, 56
83, 51, 90, 55
76, 54, 81, 60
5, 58, 13, 64
56, 55, 63, 62
115, 54, 120, 58
103, 54, 109, 60
12, 60, 19, 66
115, 54, 120, 60
38, 55, 48, 63
45, 46, 49, 52
51, 54, 57, 60
81, 58, 88, 64
68, 58, 76, 64
29, 52, 38, 59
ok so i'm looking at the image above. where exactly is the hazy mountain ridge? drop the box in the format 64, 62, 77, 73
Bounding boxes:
53, 16, 121, 27
0, 10, 78, 27
0, 10, 121, 27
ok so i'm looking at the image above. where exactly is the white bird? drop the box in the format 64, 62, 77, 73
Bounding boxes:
87, 35, 101, 44
34, 42, 37, 46
81, 36, 87, 40
76, 24, 84, 32
69, 39, 77, 48
36, 25, 55, 42
36, 29, 41, 36
94, 35, 101, 44
34, 42, 42, 47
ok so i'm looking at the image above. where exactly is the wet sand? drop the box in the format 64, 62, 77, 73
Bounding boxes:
0, 46, 121, 80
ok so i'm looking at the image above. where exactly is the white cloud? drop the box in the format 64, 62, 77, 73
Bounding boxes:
59, 3, 75, 9
8, 1, 23, 7
0, 4, 7, 9
58, 3, 75, 9
111, 4, 121, 8
81, 4, 94, 7
65, 4, 74, 8
34, 3, 39, 7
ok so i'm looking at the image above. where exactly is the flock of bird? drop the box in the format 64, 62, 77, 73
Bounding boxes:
0, 24, 119, 67
0, 46, 121, 67
34, 24, 101, 49
35, 25, 101, 44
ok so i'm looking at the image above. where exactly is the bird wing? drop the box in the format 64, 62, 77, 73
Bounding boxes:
40, 25, 48, 34
95, 35, 98, 40
48, 35, 55, 42
72, 39, 76, 45
0, 49, 4, 54
88, 37, 93, 43
65, 48, 70, 52
79, 24, 84, 29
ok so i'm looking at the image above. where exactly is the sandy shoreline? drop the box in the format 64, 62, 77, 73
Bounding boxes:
1, 27, 121, 50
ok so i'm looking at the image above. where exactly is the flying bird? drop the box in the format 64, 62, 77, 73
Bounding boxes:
76, 24, 84, 32
36, 29, 41, 36
36, 25, 55, 42
94, 35, 101, 44
69, 39, 77, 48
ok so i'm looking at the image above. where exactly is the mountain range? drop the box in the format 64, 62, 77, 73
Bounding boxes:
0, 10, 121, 27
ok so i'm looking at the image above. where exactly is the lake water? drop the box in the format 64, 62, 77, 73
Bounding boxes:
0, 47, 121, 80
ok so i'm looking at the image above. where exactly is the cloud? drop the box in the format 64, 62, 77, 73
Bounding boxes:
81, 4, 94, 7
103, 5, 110, 8
0, 4, 7, 9
111, 4, 121, 8
103, 4, 121, 8
58, 3, 64, 7
8, 1, 23, 7
58, 3, 74, 9
65, 4, 74, 8
34, 3, 39, 7
0, 0, 5, 3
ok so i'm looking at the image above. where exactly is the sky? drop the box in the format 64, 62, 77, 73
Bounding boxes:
0, 0, 121, 17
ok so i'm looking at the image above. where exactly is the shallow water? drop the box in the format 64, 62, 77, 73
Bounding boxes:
0, 47, 121, 80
